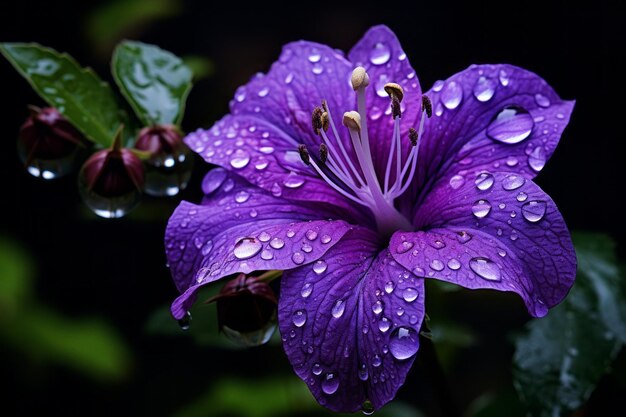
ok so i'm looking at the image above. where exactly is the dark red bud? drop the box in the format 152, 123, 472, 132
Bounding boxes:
135, 125, 184, 158
81, 148, 145, 197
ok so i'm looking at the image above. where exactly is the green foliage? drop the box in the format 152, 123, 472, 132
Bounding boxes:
0, 43, 125, 147
513, 232, 626, 416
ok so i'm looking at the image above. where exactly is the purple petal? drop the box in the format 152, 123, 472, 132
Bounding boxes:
414, 64, 574, 202
166, 169, 352, 319
348, 25, 423, 177
279, 227, 425, 412
390, 171, 576, 317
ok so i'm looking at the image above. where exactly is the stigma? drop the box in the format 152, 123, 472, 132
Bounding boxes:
299, 66, 430, 237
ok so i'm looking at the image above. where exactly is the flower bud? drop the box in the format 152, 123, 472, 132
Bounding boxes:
134, 125, 193, 197
17, 106, 85, 179
78, 145, 144, 218
206, 273, 278, 347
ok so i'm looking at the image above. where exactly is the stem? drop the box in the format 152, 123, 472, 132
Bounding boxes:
419, 335, 461, 417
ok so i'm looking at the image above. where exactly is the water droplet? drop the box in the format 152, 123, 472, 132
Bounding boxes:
502, 174, 525, 190
528, 146, 546, 172
258, 87, 269, 97
469, 257, 501, 281
230, 149, 250, 169
259, 146, 274, 154
312, 363, 322, 375
313, 260, 327, 274
358, 364, 369, 381
312, 63, 324, 75
177, 311, 192, 331
384, 281, 395, 294
235, 190, 250, 203
301, 243, 313, 253
286, 229, 295, 238
441, 81, 463, 110
306, 230, 318, 241
396, 241, 414, 254
322, 373, 339, 395
321, 235, 332, 244
234, 88, 246, 102
292, 309, 307, 327
271, 182, 282, 197
522, 200, 547, 223
270, 237, 285, 249
517, 191, 528, 202
486, 106, 534, 144
332, 300, 345, 318
435, 102, 444, 117
396, 307, 405, 317
402, 287, 419, 302
292, 252, 305, 265
498, 249, 507, 257
433, 80, 444, 92
447, 258, 461, 270
372, 355, 382, 367
378, 317, 391, 332
534, 93, 551, 108
369, 42, 391, 65
372, 300, 384, 315
260, 250, 273, 260
284, 172, 305, 188
301, 283, 313, 298
506, 156, 519, 167
449, 174, 465, 189
258, 231, 271, 242
389, 326, 420, 360
472, 199, 492, 218
475, 172, 495, 191
362, 325, 369, 334
409, 315, 419, 325
369, 106, 382, 120
233, 237, 262, 259
375, 73, 390, 97
308, 51, 321, 63
431, 240, 446, 249
498, 69, 510, 86
430, 259, 444, 271
284, 72, 294, 84
473, 76, 496, 102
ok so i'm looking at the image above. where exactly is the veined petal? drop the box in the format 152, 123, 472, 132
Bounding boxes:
166, 169, 352, 319
391, 171, 576, 317
348, 25, 423, 178
279, 227, 425, 412
411, 64, 574, 210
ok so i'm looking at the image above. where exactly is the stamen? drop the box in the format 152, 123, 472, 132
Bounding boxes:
351, 67, 370, 90
408, 128, 418, 146
384, 83, 404, 102
319, 143, 328, 163
391, 96, 402, 119
298, 144, 310, 165
421, 95, 432, 118
311, 106, 323, 135
342, 111, 362, 131
321, 111, 329, 132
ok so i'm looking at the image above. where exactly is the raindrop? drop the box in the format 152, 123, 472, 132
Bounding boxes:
332, 300, 345, 318
308, 51, 321, 62
258, 231, 271, 242
230, 149, 251, 169
233, 237, 262, 259
447, 258, 461, 270
396, 241, 414, 254
284, 73, 294, 84
301, 283, 313, 298
306, 230, 318, 241
441, 81, 463, 109
502, 174, 525, 190
430, 259, 444, 271
312, 363, 322, 375
313, 260, 328, 274
270, 237, 285, 249
522, 200, 547, 223
517, 191, 528, 202
322, 373, 339, 395
409, 315, 419, 325
473, 76, 496, 102
292, 309, 307, 327
449, 174, 464, 189
432, 80, 444, 92
358, 364, 369, 381
378, 318, 391, 332
472, 199, 492, 218
177, 311, 192, 331
384, 281, 395, 294
528, 146, 546, 172
486, 106, 534, 144
475, 172, 495, 191
498, 69, 510, 86
301, 243, 313, 253
506, 156, 519, 167
271, 183, 282, 197
201, 240, 213, 256
284, 172, 305, 188
498, 249, 507, 257
235, 190, 250, 203
372, 300, 384, 315
286, 230, 296, 238
261, 250, 273, 260
257, 87, 269, 97
375, 73, 390, 97
431, 240, 446, 249
292, 252, 305, 264
312, 63, 324, 75
372, 355, 382, 367
249, 209, 258, 218
369, 42, 391, 65
435, 102, 444, 117
469, 257, 501, 281
402, 287, 419, 302
321, 235, 332, 244
396, 307, 405, 316
534, 93, 551, 108
389, 326, 420, 360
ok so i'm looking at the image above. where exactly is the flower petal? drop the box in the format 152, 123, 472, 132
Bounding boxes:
413, 64, 574, 204
391, 171, 576, 317
279, 227, 425, 412
166, 169, 352, 319
348, 25, 423, 177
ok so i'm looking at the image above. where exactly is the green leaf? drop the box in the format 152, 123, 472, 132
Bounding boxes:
513, 232, 626, 417
0, 238, 33, 317
0, 43, 124, 147
112, 41, 192, 126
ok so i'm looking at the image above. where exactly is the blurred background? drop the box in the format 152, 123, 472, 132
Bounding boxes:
1, 0, 625, 416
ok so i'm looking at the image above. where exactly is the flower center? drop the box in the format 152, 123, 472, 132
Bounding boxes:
300, 67, 430, 238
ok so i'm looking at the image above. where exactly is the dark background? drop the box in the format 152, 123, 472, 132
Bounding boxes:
1, 0, 625, 416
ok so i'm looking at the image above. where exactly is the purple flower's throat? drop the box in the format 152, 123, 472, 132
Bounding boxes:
300, 67, 430, 237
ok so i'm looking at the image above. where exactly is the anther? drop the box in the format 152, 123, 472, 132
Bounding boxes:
319, 143, 328, 163
311, 107, 323, 135
298, 144, 311, 165
342, 111, 362, 131
351, 67, 370, 90
391, 96, 402, 119
408, 128, 418, 146
384, 83, 404, 102
321, 112, 329, 132
421, 95, 432, 118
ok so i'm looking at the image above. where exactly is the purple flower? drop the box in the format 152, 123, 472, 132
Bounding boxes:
165, 25, 576, 412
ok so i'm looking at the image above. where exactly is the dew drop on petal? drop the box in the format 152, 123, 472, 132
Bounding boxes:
372, 355, 382, 367
372, 300, 384, 315
233, 237, 262, 259
358, 364, 369, 381
522, 200, 547, 223
308, 51, 321, 63
332, 300, 345, 318
449, 174, 464, 189
517, 191, 528, 202
271, 183, 282, 197
283, 172, 305, 188
257, 87, 269, 97
435, 102, 444, 117
270, 237, 285, 249
229, 149, 250, 169
375, 73, 390, 97
499, 69, 510, 86
534, 93, 551, 108
369, 42, 391, 65
486, 106, 534, 144
402, 287, 419, 302
201, 240, 213, 256
292, 252, 305, 265
312, 363, 322, 375
473, 76, 496, 102
447, 258, 461, 270
528, 146, 546, 172
378, 317, 391, 332
475, 172, 495, 191
322, 373, 339, 395
389, 326, 420, 360
286, 229, 295, 238
502, 174, 526, 190
258, 231, 271, 242
384, 281, 395, 294
430, 259, 444, 271
235, 190, 250, 203
306, 230, 318, 241
301, 243, 313, 253
433, 80, 444, 92
260, 249, 273, 260
472, 200, 492, 218
469, 257, 501, 281
292, 309, 307, 327
321, 235, 332, 244
396, 241, 414, 254
313, 260, 327, 274
301, 283, 313, 298
441, 81, 463, 110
